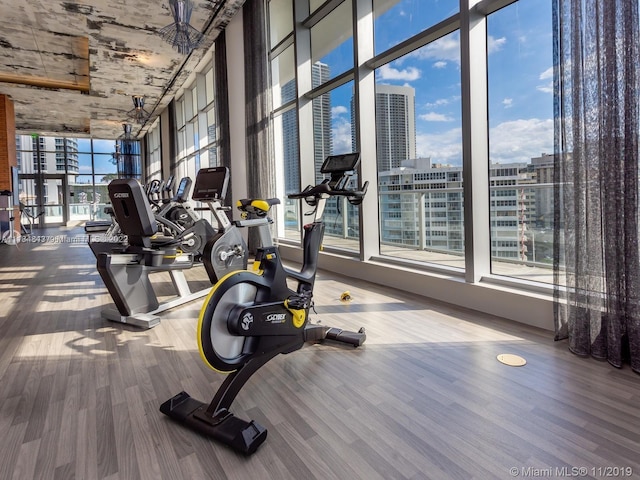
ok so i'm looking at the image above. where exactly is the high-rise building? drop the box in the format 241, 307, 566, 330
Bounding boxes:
16, 135, 79, 207
280, 62, 332, 193
374, 84, 416, 171
281, 79, 299, 195
311, 62, 332, 184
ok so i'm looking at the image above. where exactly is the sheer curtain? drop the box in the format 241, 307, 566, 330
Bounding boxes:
243, 0, 275, 252
553, 0, 640, 373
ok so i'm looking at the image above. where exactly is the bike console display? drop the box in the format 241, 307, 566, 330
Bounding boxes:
192, 167, 229, 202
172, 177, 192, 203
320, 152, 360, 174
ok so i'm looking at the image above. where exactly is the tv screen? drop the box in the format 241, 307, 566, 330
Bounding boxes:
192, 167, 229, 201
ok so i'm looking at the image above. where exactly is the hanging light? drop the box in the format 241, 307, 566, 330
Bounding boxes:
159, 0, 204, 55
118, 123, 134, 140
127, 95, 150, 124
111, 143, 121, 163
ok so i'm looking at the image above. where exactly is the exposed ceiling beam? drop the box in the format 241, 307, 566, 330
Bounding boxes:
0, 72, 90, 92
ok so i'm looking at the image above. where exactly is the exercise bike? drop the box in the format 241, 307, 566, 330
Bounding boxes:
160, 152, 368, 455
192, 166, 283, 284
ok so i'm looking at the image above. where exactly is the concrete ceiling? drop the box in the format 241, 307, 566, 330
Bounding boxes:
0, 0, 246, 139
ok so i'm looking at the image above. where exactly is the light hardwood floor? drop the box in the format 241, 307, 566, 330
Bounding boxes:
0, 227, 639, 480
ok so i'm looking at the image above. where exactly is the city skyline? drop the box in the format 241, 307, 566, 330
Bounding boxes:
319, 0, 553, 167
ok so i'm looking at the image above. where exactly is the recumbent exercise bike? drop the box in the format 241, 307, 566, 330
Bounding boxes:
160, 152, 369, 454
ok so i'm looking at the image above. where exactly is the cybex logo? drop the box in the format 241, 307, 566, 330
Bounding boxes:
241, 313, 253, 330
113, 192, 129, 198
266, 313, 287, 322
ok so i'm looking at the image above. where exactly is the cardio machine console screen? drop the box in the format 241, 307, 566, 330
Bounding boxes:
320, 152, 360, 174
192, 167, 229, 201
174, 177, 192, 202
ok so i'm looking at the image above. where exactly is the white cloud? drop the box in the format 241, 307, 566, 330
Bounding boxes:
332, 118, 353, 154
502, 98, 513, 108
416, 128, 463, 164
489, 118, 553, 163
537, 83, 553, 94
408, 34, 505, 67
415, 118, 553, 165
419, 112, 454, 122
539, 67, 553, 80
536, 67, 554, 94
378, 63, 421, 81
488, 36, 507, 54
332, 105, 348, 118
425, 98, 449, 108
411, 34, 460, 64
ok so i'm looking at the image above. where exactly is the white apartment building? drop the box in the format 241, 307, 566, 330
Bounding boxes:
379, 158, 547, 261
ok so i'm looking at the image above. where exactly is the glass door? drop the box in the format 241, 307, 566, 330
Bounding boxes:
18, 174, 68, 227
42, 175, 67, 225
18, 175, 43, 230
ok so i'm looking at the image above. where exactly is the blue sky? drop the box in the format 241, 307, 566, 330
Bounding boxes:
321, 0, 553, 166
77, 139, 118, 174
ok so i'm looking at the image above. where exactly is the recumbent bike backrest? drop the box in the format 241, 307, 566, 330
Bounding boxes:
108, 179, 158, 248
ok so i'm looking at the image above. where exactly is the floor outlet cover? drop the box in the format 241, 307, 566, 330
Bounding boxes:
497, 353, 527, 366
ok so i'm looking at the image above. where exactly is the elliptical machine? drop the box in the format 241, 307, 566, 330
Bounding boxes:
160, 153, 369, 455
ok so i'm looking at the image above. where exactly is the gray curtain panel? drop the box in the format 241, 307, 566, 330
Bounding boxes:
553, 0, 640, 373
214, 30, 233, 206
243, 0, 276, 252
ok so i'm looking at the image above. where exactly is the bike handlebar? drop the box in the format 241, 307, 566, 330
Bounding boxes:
288, 180, 368, 205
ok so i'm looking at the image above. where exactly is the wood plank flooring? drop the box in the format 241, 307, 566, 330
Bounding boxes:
0, 227, 639, 480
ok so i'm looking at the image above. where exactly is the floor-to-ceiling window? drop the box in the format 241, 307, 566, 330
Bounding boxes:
146, 119, 162, 184
487, 0, 554, 283
16, 135, 121, 226
268, 0, 556, 287
269, 0, 300, 240
173, 60, 220, 226
175, 60, 219, 184
304, 0, 361, 253
375, 29, 463, 269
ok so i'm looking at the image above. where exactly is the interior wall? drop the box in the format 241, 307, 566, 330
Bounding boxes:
278, 244, 554, 331
0, 94, 16, 192
0, 94, 19, 229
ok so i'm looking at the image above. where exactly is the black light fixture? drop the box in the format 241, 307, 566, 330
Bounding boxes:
127, 95, 150, 124
118, 123, 134, 140
159, 0, 204, 55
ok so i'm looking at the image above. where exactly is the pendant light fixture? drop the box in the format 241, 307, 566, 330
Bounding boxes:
159, 0, 204, 55
127, 95, 150, 124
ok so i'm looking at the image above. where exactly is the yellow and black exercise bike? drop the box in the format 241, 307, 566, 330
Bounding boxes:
160, 153, 368, 454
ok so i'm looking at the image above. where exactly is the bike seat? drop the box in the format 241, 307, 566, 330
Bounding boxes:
236, 198, 281, 217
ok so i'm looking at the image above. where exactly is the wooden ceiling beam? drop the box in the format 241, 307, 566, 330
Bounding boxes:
0, 72, 90, 92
